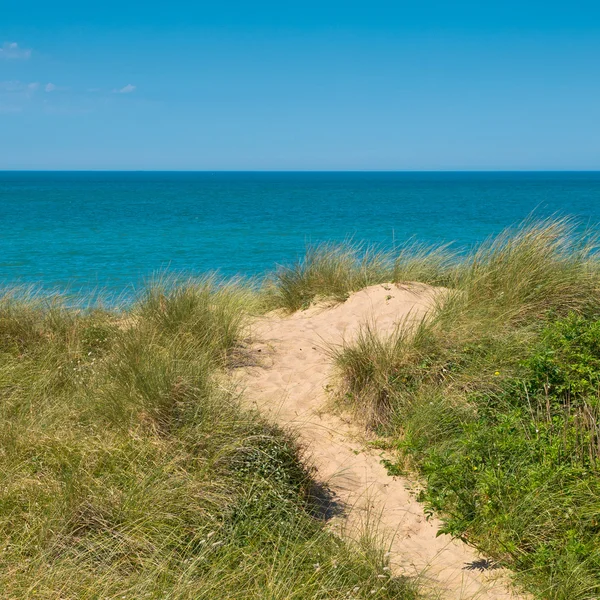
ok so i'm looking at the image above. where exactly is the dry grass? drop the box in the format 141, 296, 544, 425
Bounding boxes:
262, 241, 456, 312
0, 277, 418, 600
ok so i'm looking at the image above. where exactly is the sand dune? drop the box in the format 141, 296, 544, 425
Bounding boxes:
241, 283, 527, 599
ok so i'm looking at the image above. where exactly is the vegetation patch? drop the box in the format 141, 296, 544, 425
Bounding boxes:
263, 241, 455, 312
330, 219, 600, 599
0, 278, 417, 600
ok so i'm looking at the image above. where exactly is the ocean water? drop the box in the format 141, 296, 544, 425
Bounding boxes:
1, 171, 600, 301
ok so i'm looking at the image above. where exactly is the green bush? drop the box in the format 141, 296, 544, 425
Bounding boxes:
399, 315, 600, 599
523, 313, 600, 408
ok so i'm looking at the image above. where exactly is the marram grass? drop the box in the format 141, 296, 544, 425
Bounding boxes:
262, 240, 456, 313
331, 219, 600, 599
0, 277, 417, 600
4, 217, 598, 600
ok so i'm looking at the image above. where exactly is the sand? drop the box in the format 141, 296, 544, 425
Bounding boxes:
240, 283, 528, 599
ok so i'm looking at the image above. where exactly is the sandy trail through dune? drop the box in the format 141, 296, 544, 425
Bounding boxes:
240, 283, 526, 599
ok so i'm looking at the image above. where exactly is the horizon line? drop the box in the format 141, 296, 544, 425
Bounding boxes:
2, 169, 600, 173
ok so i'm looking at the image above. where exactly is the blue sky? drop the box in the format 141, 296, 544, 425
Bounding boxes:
2, 1, 600, 170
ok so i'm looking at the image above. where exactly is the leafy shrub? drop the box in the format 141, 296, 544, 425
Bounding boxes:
406, 315, 600, 598
522, 313, 600, 408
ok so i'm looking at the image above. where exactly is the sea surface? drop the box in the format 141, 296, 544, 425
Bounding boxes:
1, 171, 599, 302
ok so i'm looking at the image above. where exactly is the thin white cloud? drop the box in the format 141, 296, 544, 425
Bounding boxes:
0, 42, 32, 60
113, 84, 136, 94
0, 80, 39, 93
45, 83, 57, 92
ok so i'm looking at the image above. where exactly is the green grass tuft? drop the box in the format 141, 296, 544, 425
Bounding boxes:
262, 241, 455, 313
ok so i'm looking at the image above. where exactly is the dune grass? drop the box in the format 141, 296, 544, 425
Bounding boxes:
327, 219, 600, 599
7, 217, 598, 599
0, 277, 417, 600
262, 241, 456, 312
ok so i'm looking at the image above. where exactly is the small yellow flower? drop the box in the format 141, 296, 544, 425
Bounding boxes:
494, 371, 500, 376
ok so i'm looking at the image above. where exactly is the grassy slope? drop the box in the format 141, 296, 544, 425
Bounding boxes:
0, 279, 416, 600
266, 218, 600, 599
322, 220, 600, 599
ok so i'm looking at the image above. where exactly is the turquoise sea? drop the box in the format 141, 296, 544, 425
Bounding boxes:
1, 171, 600, 301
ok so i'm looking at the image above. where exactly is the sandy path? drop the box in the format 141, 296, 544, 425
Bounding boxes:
240, 283, 525, 599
